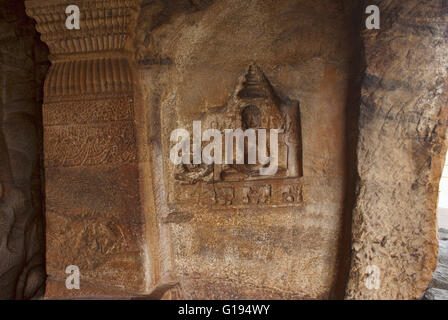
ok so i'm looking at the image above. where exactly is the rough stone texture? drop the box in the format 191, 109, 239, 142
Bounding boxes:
0, 0, 48, 299
136, 0, 360, 299
10, 0, 447, 300
346, 0, 448, 299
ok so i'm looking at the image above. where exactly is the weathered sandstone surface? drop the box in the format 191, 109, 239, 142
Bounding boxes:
346, 0, 448, 299
137, 0, 360, 299
0, 0, 445, 300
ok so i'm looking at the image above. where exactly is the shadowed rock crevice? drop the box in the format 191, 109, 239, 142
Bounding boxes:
329, 0, 365, 300
0, 0, 49, 300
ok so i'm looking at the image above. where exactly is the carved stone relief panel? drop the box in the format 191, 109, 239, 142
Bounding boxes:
169, 63, 304, 213
140, 0, 352, 299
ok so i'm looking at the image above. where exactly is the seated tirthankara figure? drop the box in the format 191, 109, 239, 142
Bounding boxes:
210, 63, 302, 182
173, 63, 302, 185
220, 103, 288, 181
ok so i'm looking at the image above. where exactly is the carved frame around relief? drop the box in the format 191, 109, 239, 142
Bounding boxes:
169, 63, 304, 212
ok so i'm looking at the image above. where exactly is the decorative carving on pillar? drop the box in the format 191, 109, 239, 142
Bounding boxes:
25, 0, 148, 298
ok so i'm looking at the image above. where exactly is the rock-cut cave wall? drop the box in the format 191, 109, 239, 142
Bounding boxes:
136, 0, 362, 300
346, 0, 448, 299
0, 0, 446, 300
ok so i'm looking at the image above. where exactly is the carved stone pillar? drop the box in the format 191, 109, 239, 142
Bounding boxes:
25, 0, 149, 298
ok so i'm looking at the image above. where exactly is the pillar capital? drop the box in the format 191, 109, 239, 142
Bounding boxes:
25, 0, 142, 102
25, 0, 140, 62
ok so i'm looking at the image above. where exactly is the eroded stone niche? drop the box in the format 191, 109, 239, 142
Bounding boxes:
139, 0, 358, 299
